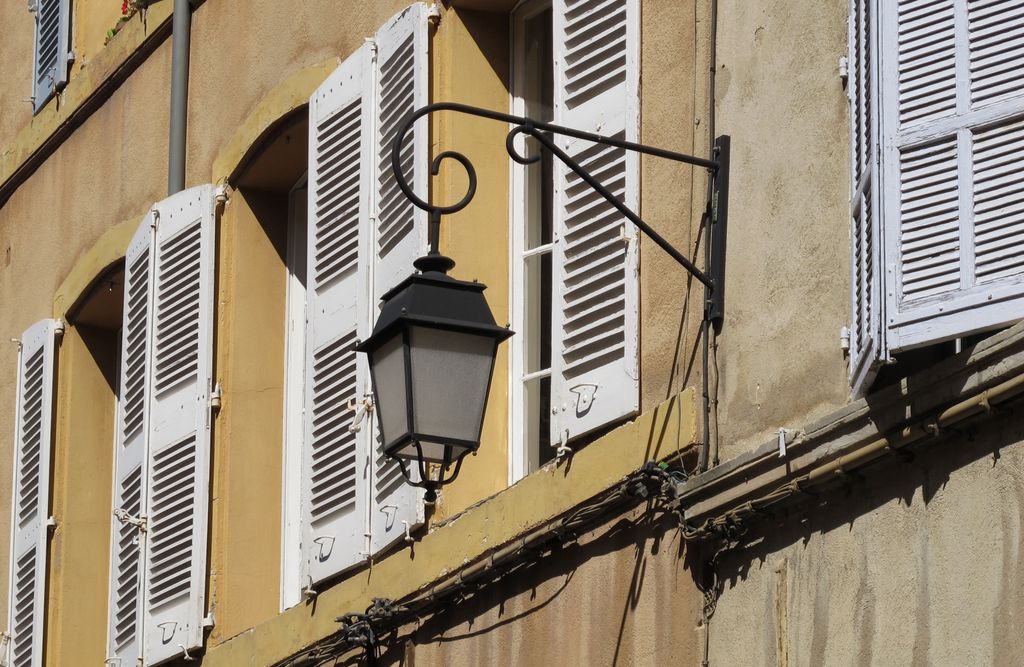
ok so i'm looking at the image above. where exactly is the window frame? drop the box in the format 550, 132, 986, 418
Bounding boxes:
508, 0, 555, 485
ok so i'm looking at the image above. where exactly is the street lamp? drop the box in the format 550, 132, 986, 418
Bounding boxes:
355, 252, 512, 502
357, 103, 730, 502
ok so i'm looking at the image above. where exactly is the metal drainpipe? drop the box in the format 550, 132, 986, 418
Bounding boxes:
699, 0, 720, 473
168, 0, 193, 195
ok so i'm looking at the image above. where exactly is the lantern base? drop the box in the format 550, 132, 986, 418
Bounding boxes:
394, 447, 467, 505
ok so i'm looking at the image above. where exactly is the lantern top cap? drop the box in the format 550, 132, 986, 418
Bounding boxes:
354, 270, 513, 355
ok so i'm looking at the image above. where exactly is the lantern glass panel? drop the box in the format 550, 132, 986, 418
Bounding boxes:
409, 326, 496, 444
370, 331, 409, 448
391, 439, 461, 464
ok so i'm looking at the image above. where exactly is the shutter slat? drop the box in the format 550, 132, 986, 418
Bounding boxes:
897, 0, 957, 127
304, 42, 374, 585
106, 218, 153, 665
143, 185, 216, 666
369, 3, 427, 558
549, 0, 639, 437
8, 320, 58, 667
31, 0, 70, 112
973, 118, 1024, 282
969, 0, 1024, 107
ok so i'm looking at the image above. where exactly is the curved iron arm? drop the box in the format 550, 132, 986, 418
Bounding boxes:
390, 102, 729, 293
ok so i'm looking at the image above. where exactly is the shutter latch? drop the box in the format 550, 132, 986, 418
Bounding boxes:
113, 508, 147, 533
348, 395, 374, 433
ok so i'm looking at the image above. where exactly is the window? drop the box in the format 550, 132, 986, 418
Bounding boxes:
105, 185, 217, 666
848, 0, 1024, 394
30, 0, 72, 113
509, 0, 640, 481
7, 319, 60, 667
299, 2, 429, 593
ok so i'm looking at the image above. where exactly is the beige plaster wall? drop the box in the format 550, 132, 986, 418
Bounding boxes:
638, 0, 708, 415
402, 505, 702, 667
707, 414, 1024, 666
0, 2, 37, 152
711, 0, 851, 460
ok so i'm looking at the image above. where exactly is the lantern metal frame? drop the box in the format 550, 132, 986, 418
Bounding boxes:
358, 102, 731, 503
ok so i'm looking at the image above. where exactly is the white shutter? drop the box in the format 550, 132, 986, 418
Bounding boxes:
302, 43, 374, 586
848, 0, 885, 394
369, 3, 427, 556
143, 185, 216, 666
549, 0, 640, 444
6, 319, 58, 667
106, 216, 155, 666
880, 0, 1024, 351
30, 0, 71, 113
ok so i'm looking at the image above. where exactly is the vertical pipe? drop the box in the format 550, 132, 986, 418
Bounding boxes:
168, 0, 192, 195
699, 0, 720, 472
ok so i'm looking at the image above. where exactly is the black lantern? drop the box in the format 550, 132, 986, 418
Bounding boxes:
355, 253, 512, 502
359, 102, 729, 502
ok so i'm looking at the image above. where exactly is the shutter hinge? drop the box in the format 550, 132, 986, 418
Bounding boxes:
426, 3, 441, 27
366, 37, 378, 58
401, 520, 415, 544
113, 509, 147, 533
838, 55, 849, 87
777, 428, 788, 458
361, 531, 371, 558
215, 182, 231, 206
53, 320, 65, 339
839, 326, 851, 352
26, 0, 37, 15
209, 382, 223, 411
347, 395, 374, 433
202, 612, 215, 630
46, 516, 57, 530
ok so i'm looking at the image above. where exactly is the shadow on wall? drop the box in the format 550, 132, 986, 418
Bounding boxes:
363, 507, 692, 666
705, 400, 1024, 592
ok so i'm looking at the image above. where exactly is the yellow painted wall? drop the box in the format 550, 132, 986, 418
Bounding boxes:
430, 7, 512, 519
207, 186, 289, 645
47, 324, 116, 665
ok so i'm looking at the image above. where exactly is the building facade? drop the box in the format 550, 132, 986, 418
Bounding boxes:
2, 0, 1024, 665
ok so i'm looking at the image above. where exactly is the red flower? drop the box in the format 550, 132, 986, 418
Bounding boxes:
121, 0, 129, 15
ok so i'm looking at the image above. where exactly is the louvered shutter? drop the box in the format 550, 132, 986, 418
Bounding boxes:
848, 0, 884, 394
369, 3, 427, 556
549, 0, 640, 444
302, 43, 374, 586
879, 0, 1024, 351
30, 0, 71, 113
143, 185, 216, 666
105, 217, 155, 666
6, 320, 58, 667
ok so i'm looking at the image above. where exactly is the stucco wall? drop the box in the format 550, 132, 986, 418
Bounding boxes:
707, 413, 1024, 666
401, 505, 702, 667
712, 0, 851, 460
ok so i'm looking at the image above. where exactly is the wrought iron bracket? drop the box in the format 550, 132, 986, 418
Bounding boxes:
390, 101, 731, 326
